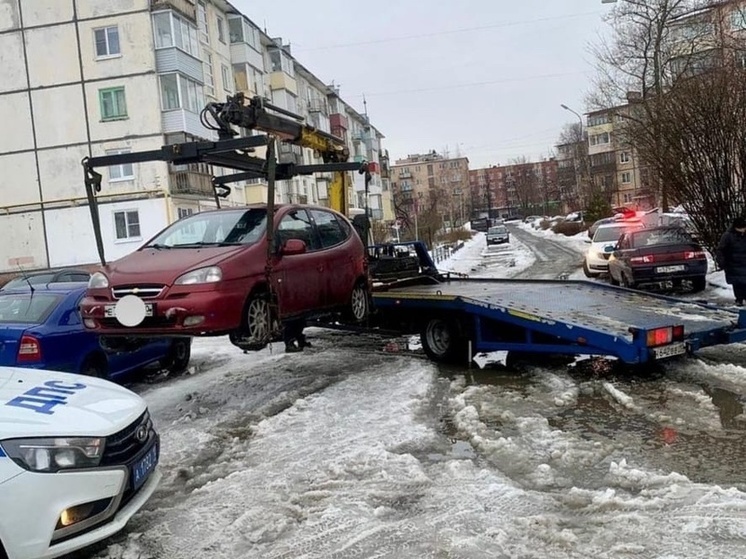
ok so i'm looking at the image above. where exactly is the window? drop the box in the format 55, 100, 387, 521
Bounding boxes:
94, 26, 120, 58
203, 52, 215, 95
114, 210, 141, 240
310, 209, 347, 248
216, 15, 225, 43
153, 11, 199, 57
160, 73, 205, 113
276, 209, 320, 251
178, 207, 194, 219
99, 87, 127, 120
620, 152, 631, 164
621, 171, 632, 184
590, 132, 610, 146
106, 149, 134, 181
221, 64, 232, 91
197, 1, 209, 43
269, 49, 294, 76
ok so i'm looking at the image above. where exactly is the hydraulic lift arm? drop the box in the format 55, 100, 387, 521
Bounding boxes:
202, 92, 361, 216
82, 93, 370, 266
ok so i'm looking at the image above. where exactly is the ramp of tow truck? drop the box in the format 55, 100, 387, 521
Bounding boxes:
371, 278, 746, 364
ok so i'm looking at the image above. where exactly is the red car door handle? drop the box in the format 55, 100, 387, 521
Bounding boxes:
317, 265, 324, 272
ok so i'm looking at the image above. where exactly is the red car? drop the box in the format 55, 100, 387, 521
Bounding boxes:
79, 204, 369, 350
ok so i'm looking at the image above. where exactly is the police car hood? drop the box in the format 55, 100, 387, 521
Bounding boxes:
0, 367, 146, 438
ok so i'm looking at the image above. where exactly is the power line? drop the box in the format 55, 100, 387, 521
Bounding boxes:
294, 11, 606, 52
355, 71, 591, 98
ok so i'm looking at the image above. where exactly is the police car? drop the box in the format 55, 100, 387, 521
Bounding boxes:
0, 366, 161, 559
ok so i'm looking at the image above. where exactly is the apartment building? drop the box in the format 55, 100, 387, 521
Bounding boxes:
468, 159, 559, 217
391, 151, 470, 226
585, 106, 654, 210
0, 0, 388, 274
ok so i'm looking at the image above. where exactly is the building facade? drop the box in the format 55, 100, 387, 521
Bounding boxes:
585, 106, 653, 210
468, 159, 559, 217
0, 0, 387, 274
391, 151, 470, 228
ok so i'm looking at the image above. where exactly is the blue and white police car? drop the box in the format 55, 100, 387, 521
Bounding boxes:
0, 366, 161, 559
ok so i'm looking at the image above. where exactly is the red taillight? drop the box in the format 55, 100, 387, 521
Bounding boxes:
630, 255, 655, 264
17, 335, 42, 363
645, 326, 684, 347
685, 251, 706, 260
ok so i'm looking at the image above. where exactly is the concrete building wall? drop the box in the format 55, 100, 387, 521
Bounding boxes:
45, 197, 168, 267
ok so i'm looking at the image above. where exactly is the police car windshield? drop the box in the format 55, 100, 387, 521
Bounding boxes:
0, 293, 61, 324
594, 225, 641, 243
147, 209, 268, 248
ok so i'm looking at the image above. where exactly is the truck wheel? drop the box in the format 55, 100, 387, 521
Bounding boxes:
81, 354, 107, 378
421, 318, 467, 364
161, 338, 191, 373
691, 276, 707, 293
230, 292, 273, 351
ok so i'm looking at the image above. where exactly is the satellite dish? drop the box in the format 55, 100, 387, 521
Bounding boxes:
114, 295, 147, 327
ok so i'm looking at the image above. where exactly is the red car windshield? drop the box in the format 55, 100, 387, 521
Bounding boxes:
146, 209, 267, 248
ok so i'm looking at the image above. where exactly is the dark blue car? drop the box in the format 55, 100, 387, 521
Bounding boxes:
0, 282, 191, 378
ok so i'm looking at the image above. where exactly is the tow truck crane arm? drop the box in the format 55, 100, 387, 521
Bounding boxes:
82, 93, 369, 266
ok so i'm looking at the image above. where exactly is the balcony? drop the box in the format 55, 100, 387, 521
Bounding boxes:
230, 44, 265, 71
351, 130, 368, 143
162, 109, 214, 139
269, 72, 297, 95
399, 171, 413, 179
308, 99, 328, 115
155, 48, 203, 84
150, 0, 196, 20
329, 113, 348, 130
170, 170, 213, 197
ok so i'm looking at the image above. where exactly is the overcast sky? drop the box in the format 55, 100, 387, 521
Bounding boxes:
231, 0, 611, 169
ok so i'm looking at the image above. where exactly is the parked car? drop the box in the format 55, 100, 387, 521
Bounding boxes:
607, 226, 708, 292
1, 268, 91, 291
584, 221, 646, 278
79, 204, 369, 352
486, 225, 510, 245
0, 366, 160, 559
0, 283, 190, 378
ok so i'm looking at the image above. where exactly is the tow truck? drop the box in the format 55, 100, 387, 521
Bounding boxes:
80, 97, 746, 367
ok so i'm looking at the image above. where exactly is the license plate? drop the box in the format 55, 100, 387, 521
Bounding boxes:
105, 303, 154, 318
656, 265, 686, 274
652, 341, 687, 360
132, 443, 158, 490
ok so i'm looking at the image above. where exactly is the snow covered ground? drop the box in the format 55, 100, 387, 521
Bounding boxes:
90, 222, 746, 559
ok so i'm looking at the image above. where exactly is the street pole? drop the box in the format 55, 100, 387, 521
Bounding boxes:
561, 104, 585, 209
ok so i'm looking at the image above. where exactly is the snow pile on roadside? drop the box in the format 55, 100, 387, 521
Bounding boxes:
436, 231, 536, 277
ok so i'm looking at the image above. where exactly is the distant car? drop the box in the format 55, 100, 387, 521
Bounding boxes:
486, 225, 510, 245
584, 221, 645, 278
0, 366, 160, 559
1, 268, 91, 291
523, 215, 542, 223
80, 204, 369, 352
0, 283, 190, 378
607, 226, 708, 292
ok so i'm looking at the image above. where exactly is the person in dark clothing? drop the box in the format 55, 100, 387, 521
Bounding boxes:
716, 216, 746, 306
283, 317, 311, 352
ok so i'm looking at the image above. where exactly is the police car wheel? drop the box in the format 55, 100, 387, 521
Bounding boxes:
81, 354, 107, 378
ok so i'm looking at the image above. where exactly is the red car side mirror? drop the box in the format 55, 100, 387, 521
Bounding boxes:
281, 239, 307, 256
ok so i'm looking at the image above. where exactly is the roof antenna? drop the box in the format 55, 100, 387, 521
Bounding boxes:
16, 263, 34, 294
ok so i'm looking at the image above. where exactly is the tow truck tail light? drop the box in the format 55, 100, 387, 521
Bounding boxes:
685, 251, 706, 260
646, 325, 685, 347
17, 335, 42, 362
630, 255, 655, 264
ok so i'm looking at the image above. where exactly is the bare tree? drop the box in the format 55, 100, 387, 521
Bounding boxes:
507, 157, 544, 213
625, 63, 746, 254
589, 0, 710, 210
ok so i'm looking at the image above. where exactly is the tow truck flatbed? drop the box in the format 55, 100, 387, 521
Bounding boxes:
370, 277, 746, 365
